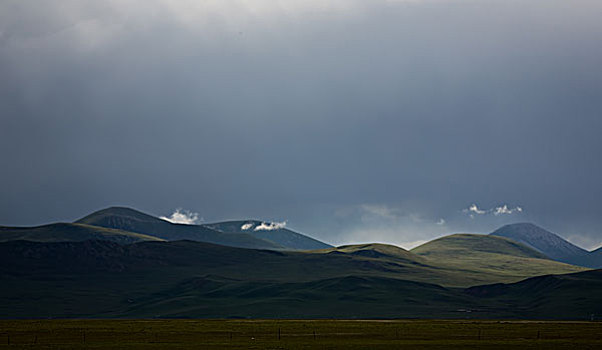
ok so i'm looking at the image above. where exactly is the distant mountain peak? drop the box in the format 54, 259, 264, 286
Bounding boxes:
490, 222, 590, 266
76, 206, 164, 225
204, 220, 332, 250
495, 222, 558, 236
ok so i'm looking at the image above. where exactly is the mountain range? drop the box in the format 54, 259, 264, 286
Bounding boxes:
73, 207, 331, 250
0, 207, 600, 319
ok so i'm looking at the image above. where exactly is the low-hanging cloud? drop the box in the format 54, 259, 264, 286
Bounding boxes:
254, 221, 287, 231
160, 208, 201, 225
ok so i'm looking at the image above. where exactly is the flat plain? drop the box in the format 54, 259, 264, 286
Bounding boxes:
0, 319, 601, 349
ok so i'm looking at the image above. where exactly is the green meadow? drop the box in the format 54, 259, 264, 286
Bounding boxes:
0, 319, 601, 349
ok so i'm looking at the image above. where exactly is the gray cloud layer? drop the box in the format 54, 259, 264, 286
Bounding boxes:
1, 0, 601, 249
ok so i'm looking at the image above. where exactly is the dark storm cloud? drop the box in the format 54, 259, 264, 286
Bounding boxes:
1, 0, 602, 249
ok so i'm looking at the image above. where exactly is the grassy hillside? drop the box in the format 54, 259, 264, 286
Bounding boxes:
0, 240, 460, 318
0, 240, 443, 284
0, 240, 476, 318
316, 243, 427, 264
76, 207, 284, 250
118, 275, 474, 319
0, 239, 597, 319
465, 269, 602, 319
0, 223, 163, 244
413, 234, 549, 259
411, 234, 587, 285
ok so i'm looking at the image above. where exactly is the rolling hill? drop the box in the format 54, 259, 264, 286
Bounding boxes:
317, 243, 427, 263
0, 239, 598, 319
204, 220, 332, 250
76, 207, 332, 250
0, 213, 599, 319
0, 223, 163, 244
410, 234, 586, 285
490, 223, 601, 268
0, 239, 460, 318
465, 269, 602, 319
116, 275, 474, 319
75, 207, 284, 250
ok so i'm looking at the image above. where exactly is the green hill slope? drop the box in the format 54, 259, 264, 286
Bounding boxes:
413, 234, 548, 259
317, 243, 427, 263
411, 234, 587, 285
0, 223, 163, 244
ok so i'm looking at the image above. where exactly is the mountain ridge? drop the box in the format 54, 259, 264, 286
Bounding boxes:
204, 220, 332, 250
75, 207, 332, 251
490, 223, 601, 268
75, 207, 284, 250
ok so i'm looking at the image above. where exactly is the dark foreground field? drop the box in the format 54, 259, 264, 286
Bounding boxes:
0, 319, 601, 349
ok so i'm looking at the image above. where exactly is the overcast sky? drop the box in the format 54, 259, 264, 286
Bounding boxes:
1, 0, 601, 250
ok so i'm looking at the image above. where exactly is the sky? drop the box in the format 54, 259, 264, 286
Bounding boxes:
1, 0, 602, 250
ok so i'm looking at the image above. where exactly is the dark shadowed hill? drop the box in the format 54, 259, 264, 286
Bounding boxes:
204, 220, 332, 250
0, 239, 594, 318
591, 247, 602, 262
490, 223, 601, 268
75, 207, 283, 250
0, 223, 163, 244
118, 275, 473, 319
465, 269, 602, 319
0, 240, 442, 284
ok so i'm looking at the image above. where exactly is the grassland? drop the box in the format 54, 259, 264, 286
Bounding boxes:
411, 234, 586, 285
0, 319, 601, 349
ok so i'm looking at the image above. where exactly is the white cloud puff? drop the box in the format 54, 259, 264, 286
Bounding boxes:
463, 203, 523, 217
465, 204, 486, 215
160, 208, 200, 225
493, 205, 523, 216
254, 221, 287, 231
241, 222, 254, 230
